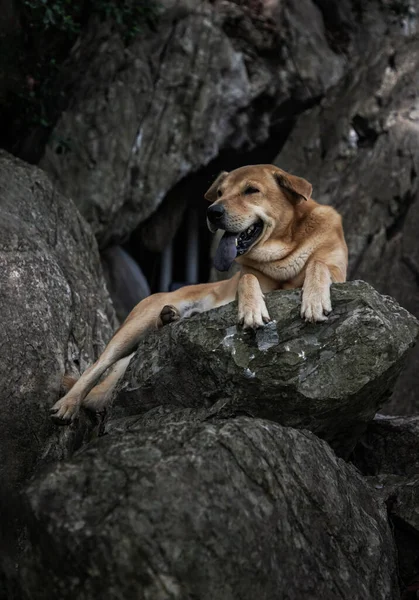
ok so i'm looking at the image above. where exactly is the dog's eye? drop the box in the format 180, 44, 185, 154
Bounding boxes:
217, 189, 223, 197
243, 186, 259, 195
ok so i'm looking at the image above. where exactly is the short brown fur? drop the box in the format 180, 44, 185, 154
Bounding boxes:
51, 164, 348, 422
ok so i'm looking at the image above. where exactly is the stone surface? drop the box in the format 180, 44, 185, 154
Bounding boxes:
39, 0, 345, 247
275, 34, 419, 413
0, 150, 117, 594
115, 281, 418, 458
20, 415, 399, 600
353, 415, 419, 588
0, 150, 116, 492
369, 474, 419, 592
353, 415, 419, 477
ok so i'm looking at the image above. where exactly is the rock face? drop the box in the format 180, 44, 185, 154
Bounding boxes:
0, 150, 116, 492
39, 0, 345, 247
353, 415, 419, 478
275, 30, 419, 413
36, 0, 416, 248
0, 150, 117, 596
36, 0, 419, 411
115, 281, 418, 458
20, 415, 399, 600
353, 415, 419, 588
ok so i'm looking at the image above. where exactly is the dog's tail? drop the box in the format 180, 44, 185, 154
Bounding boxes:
62, 374, 78, 392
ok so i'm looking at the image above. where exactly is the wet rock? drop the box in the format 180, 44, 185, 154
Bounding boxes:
115, 281, 418, 458
20, 415, 400, 600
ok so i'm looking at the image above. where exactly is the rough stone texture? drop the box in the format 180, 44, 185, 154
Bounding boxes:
0, 150, 116, 490
115, 281, 418, 458
275, 29, 419, 413
353, 415, 419, 477
39, 0, 345, 247
370, 474, 419, 595
20, 415, 400, 600
352, 415, 419, 589
0, 150, 117, 596
36, 0, 416, 250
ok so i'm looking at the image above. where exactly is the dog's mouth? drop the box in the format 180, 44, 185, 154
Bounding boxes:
213, 220, 264, 272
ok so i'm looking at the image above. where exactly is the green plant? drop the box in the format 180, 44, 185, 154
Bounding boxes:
20, 0, 160, 39
0, 0, 160, 156
21, 0, 81, 33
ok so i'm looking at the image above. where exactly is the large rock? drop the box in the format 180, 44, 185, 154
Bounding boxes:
353, 415, 419, 477
39, 0, 345, 247
275, 34, 419, 413
0, 150, 117, 594
20, 414, 399, 600
115, 281, 418, 458
353, 415, 419, 589
0, 150, 115, 497
37, 0, 415, 249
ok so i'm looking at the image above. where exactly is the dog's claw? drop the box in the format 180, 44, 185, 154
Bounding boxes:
238, 305, 271, 330
50, 396, 80, 425
301, 288, 332, 323
50, 413, 72, 426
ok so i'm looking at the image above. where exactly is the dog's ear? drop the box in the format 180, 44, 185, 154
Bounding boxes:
204, 171, 229, 203
273, 170, 312, 204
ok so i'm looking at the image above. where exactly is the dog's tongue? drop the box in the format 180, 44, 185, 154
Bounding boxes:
214, 232, 238, 272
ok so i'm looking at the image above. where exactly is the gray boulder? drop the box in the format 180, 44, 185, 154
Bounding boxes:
39, 0, 345, 246
353, 415, 419, 588
0, 149, 118, 570
275, 34, 419, 413
115, 281, 418, 458
0, 151, 116, 492
20, 415, 400, 600
37, 0, 415, 250
353, 414, 419, 478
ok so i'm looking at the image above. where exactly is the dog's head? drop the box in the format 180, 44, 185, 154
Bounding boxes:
205, 164, 312, 271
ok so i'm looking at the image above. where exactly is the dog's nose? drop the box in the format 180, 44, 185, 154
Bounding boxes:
207, 204, 225, 224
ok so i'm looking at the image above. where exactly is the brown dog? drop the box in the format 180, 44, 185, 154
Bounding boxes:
51, 164, 348, 422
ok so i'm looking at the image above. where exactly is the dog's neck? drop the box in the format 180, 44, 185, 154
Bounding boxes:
237, 234, 311, 287
236, 197, 323, 286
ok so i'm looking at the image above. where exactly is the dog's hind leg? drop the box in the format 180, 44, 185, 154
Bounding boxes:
82, 353, 135, 412
51, 277, 239, 424
81, 305, 181, 413
50, 297, 171, 423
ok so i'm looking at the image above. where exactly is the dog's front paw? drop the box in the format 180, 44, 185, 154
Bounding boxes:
238, 301, 271, 329
301, 288, 332, 323
50, 395, 80, 425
